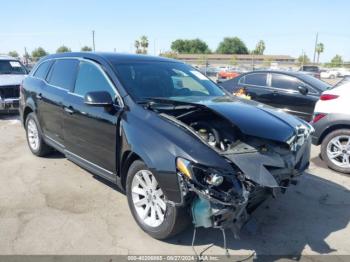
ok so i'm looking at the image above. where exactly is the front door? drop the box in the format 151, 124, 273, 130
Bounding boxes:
63, 60, 122, 177
269, 73, 317, 121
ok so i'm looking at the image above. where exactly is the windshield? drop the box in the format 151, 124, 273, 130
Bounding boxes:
298, 73, 331, 91
0, 60, 27, 75
112, 62, 225, 102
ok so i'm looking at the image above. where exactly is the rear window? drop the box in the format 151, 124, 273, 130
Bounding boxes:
244, 73, 267, 86
0, 60, 27, 75
302, 66, 319, 72
47, 59, 78, 90
33, 61, 51, 80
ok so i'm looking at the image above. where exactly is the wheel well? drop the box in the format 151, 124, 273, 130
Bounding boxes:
23, 107, 33, 124
120, 151, 142, 190
319, 124, 350, 144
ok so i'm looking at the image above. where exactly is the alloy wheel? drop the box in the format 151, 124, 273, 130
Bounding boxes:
131, 170, 167, 227
27, 119, 40, 151
327, 135, 350, 169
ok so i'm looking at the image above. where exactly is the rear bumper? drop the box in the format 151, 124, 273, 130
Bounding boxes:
0, 97, 20, 112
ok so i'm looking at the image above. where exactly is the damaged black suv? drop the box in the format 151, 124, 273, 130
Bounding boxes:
20, 53, 312, 239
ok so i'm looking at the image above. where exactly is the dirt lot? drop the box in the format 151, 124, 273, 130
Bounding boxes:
0, 115, 349, 257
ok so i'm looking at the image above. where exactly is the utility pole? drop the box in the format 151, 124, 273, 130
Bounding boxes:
24, 47, 28, 65
313, 32, 318, 64
92, 30, 96, 51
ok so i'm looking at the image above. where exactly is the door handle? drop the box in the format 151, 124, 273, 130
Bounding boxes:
36, 93, 42, 100
64, 106, 74, 115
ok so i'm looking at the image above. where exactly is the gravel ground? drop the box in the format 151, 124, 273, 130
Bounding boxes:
0, 115, 349, 257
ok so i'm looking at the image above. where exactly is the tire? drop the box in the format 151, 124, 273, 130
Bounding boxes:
126, 160, 190, 239
321, 129, 350, 174
25, 112, 52, 157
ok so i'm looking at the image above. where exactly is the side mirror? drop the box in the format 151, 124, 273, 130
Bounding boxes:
84, 91, 113, 107
298, 85, 308, 95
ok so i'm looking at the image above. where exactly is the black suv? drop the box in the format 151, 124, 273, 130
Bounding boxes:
20, 53, 312, 239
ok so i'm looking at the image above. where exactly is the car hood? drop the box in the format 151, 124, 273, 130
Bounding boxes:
171, 96, 308, 143
0, 74, 27, 86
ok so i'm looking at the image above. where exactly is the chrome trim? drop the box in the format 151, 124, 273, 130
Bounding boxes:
66, 150, 114, 175
29, 57, 124, 108
45, 134, 65, 148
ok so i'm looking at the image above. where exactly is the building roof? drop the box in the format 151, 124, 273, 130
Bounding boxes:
176, 54, 295, 61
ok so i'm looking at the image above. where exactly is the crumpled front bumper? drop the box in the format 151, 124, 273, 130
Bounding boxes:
180, 136, 312, 237
0, 97, 19, 112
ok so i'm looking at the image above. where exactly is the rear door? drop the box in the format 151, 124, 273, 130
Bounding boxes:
239, 72, 273, 104
269, 73, 318, 121
37, 59, 79, 146
63, 59, 122, 178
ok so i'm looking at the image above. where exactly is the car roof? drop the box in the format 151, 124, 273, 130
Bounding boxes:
0, 55, 18, 61
242, 70, 309, 78
41, 52, 179, 64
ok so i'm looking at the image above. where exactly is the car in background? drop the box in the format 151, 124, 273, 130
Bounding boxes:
0, 56, 28, 113
321, 69, 339, 79
336, 68, 350, 77
311, 82, 350, 174
333, 76, 350, 88
219, 70, 331, 122
299, 65, 321, 79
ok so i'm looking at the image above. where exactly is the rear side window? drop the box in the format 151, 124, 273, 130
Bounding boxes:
47, 59, 78, 90
33, 61, 51, 80
74, 61, 115, 97
244, 73, 267, 86
271, 74, 301, 91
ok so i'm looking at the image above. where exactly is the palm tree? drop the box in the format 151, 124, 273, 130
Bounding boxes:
140, 36, 149, 54
135, 40, 141, 53
316, 43, 324, 64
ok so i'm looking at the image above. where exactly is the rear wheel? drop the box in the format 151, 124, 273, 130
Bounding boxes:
25, 113, 52, 157
321, 129, 350, 174
126, 160, 189, 239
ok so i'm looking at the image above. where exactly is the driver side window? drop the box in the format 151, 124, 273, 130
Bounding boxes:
74, 61, 115, 98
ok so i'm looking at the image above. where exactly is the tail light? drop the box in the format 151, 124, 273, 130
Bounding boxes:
320, 94, 339, 101
311, 113, 326, 124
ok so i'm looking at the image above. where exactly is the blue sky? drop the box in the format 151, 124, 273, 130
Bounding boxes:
2, 0, 350, 62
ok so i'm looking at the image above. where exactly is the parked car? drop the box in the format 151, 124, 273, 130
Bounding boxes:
20, 53, 312, 240
336, 68, 350, 77
299, 65, 321, 79
311, 82, 350, 174
0, 56, 28, 113
219, 70, 331, 121
333, 76, 350, 88
320, 69, 339, 79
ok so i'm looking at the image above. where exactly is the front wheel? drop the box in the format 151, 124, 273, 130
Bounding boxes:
126, 160, 189, 239
321, 129, 350, 174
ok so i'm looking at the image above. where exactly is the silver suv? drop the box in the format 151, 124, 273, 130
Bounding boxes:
0, 56, 28, 113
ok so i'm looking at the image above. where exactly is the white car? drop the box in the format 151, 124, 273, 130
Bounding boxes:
320, 69, 338, 79
311, 82, 350, 173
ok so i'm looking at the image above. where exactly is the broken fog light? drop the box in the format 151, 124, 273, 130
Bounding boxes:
176, 157, 224, 187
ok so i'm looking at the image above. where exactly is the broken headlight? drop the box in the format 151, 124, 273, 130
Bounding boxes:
176, 157, 224, 187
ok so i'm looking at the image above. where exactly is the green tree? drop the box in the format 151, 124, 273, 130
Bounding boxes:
56, 45, 71, 53
216, 37, 248, 54
297, 54, 310, 65
135, 40, 141, 54
171, 39, 211, 54
81, 46, 92, 51
8, 51, 19, 57
32, 47, 48, 60
315, 43, 324, 64
252, 40, 265, 55
330, 54, 343, 67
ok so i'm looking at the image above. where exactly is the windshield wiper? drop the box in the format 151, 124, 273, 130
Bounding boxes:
137, 97, 199, 110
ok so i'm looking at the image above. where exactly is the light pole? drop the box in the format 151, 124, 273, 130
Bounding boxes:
92, 30, 96, 51
313, 32, 318, 64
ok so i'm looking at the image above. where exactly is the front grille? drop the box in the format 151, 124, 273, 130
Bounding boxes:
0, 85, 20, 99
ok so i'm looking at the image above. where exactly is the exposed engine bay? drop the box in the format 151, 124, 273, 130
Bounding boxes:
148, 99, 312, 237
